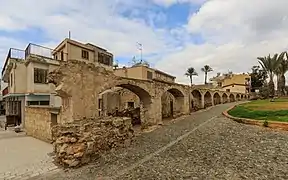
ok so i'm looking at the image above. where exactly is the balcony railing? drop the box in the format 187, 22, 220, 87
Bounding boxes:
2, 48, 25, 76
25, 43, 55, 59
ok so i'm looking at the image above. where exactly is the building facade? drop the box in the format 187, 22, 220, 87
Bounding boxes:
52, 38, 113, 71
210, 73, 251, 94
114, 65, 176, 82
1, 38, 114, 128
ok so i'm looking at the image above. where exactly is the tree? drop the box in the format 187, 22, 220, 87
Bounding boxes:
185, 67, 198, 86
250, 65, 268, 92
201, 65, 213, 84
275, 52, 288, 96
257, 54, 281, 96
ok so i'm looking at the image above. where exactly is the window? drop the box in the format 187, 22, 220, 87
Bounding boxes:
34, 68, 48, 84
98, 52, 112, 66
127, 102, 134, 109
61, 51, 64, 60
147, 71, 153, 80
27, 101, 50, 106
51, 113, 58, 125
82, 50, 89, 60
226, 89, 230, 92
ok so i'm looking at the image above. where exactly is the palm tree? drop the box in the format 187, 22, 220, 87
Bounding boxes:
257, 53, 281, 96
185, 67, 198, 86
201, 65, 213, 84
275, 52, 288, 96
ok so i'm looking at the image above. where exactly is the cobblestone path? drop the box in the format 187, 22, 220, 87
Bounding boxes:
29, 103, 288, 179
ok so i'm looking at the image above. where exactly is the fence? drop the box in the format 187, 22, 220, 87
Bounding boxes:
25, 43, 55, 59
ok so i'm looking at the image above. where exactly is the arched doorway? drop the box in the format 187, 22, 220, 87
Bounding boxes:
222, 93, 228, 103
213, 92, 221, 105
98, 87, 140, 117
191, 89, 202, 111
241, 94, 244, 100
204, 91, 212, 108
236, 94, 241, 101
229, 94, 235, 102
161, 88, 184, 119
99, 83, 152, 127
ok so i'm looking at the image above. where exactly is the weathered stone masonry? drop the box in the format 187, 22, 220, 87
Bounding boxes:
48, 60, 248, 127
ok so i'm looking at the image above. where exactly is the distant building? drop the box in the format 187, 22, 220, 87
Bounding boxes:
210, 73, 251, 94
114, 64, 176, 83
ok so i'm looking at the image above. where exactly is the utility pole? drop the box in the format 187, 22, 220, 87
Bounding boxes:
137, 42, 142, 63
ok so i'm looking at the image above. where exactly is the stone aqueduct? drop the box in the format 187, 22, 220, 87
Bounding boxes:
49, 60, 249, 127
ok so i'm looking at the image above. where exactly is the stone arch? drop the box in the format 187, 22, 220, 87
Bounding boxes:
98, 87, 140, 117
229, 94, 235, 102
204, 91, 212, 108
161, 87, 185, 119
213, 92, 221, 105
236, 94, 241, 101
99, 81, 153, 127
191, 89, 202, 111
222, 93, 228, 103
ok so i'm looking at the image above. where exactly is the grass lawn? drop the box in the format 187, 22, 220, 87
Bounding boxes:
228, 98, 288, 122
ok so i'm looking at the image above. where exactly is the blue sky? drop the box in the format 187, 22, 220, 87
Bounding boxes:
0, 1, 202, 66
0, 0, 287, 84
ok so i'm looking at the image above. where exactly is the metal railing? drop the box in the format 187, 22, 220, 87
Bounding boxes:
25, 43, 55, 59
2, 48, 25, 76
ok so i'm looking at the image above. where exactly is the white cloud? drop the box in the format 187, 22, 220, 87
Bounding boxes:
154, 0, 288, 84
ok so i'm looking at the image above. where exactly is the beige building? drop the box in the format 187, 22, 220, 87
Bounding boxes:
114, 64, 176, 82
52, 38, 113, 71
1, 38, 114, 128
210, 73, 251, 94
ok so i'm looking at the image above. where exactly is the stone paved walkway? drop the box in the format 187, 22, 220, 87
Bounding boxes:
28, 103, 288, 179
0, 128, 59, 180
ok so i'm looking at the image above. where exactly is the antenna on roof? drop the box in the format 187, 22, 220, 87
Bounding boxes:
68, 31, 71, 39
137, 42, 143, 63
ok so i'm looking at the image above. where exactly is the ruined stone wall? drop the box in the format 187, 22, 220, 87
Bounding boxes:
52, 117, 134, 167
25, 106, 53, 142
48, 61, 119, 123
47, 60, 190, 127
118, 88, 140, 110
102, 91, 121, 115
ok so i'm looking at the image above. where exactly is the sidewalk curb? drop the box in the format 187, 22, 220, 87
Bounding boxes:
222, 104, 288, 131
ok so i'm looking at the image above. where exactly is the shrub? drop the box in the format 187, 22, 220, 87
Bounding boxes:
263, 120, 269, 127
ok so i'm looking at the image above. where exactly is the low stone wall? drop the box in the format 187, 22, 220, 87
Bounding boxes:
52, 117, 134, 167
25, 106, 55, 142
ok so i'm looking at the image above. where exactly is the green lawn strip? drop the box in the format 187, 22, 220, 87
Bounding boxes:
228, 105, 288, 122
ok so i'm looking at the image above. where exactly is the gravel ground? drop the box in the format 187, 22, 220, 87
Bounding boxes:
30, 103, 288, 180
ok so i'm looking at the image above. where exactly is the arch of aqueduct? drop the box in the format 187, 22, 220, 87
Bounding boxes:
48, 60, 249, 127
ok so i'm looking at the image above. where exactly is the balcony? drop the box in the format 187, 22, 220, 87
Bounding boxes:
2, 48, 25, 76
25, 43, 55, 60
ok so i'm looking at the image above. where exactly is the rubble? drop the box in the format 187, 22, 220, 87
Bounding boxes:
52, 116, 134, 168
